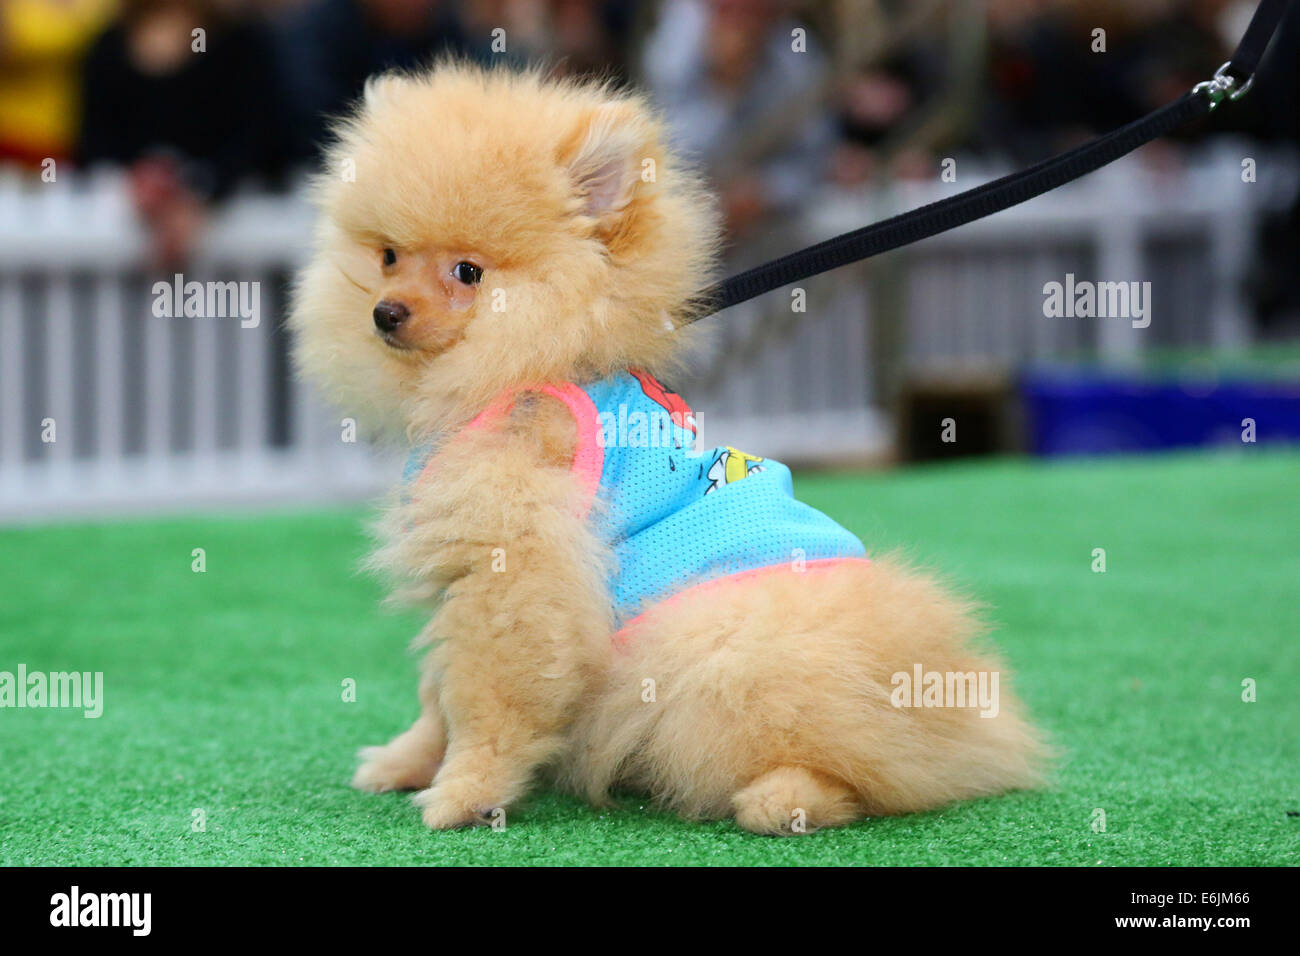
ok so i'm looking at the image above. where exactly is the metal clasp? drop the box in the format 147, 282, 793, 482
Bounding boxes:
1193, 62, 1255, 110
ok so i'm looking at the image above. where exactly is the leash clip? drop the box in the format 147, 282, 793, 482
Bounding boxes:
1193, 62, 1254, 110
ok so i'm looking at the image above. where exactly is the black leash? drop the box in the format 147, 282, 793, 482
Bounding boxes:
692, 0, 1292, 321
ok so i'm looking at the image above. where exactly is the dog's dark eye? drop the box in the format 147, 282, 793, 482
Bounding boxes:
452, 261, 483, 285
382, 248, 397, 267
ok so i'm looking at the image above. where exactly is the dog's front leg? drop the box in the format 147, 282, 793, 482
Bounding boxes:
352, 656, 447, 792
403, 394, 609, 829
414, 536, 606, 829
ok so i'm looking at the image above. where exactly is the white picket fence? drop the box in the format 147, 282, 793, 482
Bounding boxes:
0, 144, 1292, 522
0, 169, 393, 522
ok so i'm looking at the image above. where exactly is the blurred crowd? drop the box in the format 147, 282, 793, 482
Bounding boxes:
0, 0, 1296, 316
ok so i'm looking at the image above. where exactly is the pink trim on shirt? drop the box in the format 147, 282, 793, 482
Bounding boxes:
452, 382, 603, 520
610, 557, 871, 649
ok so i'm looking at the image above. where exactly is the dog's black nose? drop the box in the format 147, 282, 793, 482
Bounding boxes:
373, 300, 410, 333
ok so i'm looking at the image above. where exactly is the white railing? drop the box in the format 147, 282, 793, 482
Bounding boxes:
1, 144, 1293, 521
0, 169, 394, 522
799, 139, 1296, 368
682, 140, 1295, 461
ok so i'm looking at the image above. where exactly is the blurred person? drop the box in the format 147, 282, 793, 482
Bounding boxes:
459, 0, 549, 61
0, 0, 116, 167
1131, 0, 1235, 117
546, 0, 637, 82
823, 1, 978, 189
452, 1, 636, 83
77, 0, 288, 267
642, 0, 834, 248
830, 56, 938, 187
273, 0, 471, 163
1223, 0, 1300, 338
979, 0, 1228, 164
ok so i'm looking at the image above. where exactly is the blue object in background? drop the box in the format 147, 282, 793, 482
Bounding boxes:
1021, 371, 1300, 457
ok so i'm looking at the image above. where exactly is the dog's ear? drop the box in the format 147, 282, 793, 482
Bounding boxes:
562, 101, 656, 237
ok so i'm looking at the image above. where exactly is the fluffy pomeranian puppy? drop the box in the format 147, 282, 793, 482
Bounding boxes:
290, 63, 1044, 834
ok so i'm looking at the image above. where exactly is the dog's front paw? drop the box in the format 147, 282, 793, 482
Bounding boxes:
352, 744, 440, 793
413, 785, 503, 830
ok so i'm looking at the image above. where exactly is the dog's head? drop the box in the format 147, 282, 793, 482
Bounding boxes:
289, 63, 719, 442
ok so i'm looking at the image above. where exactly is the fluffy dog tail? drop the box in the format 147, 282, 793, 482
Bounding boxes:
563, 555, 1049, 833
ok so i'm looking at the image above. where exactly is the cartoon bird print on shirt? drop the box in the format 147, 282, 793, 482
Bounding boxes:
629, 368, 696, 436
705, 446, 765, 493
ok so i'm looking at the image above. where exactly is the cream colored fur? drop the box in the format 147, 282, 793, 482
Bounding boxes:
290, 63, 1045, 835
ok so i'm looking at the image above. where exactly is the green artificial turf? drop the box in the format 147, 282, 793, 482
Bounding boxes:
1, 449, 1297, 866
